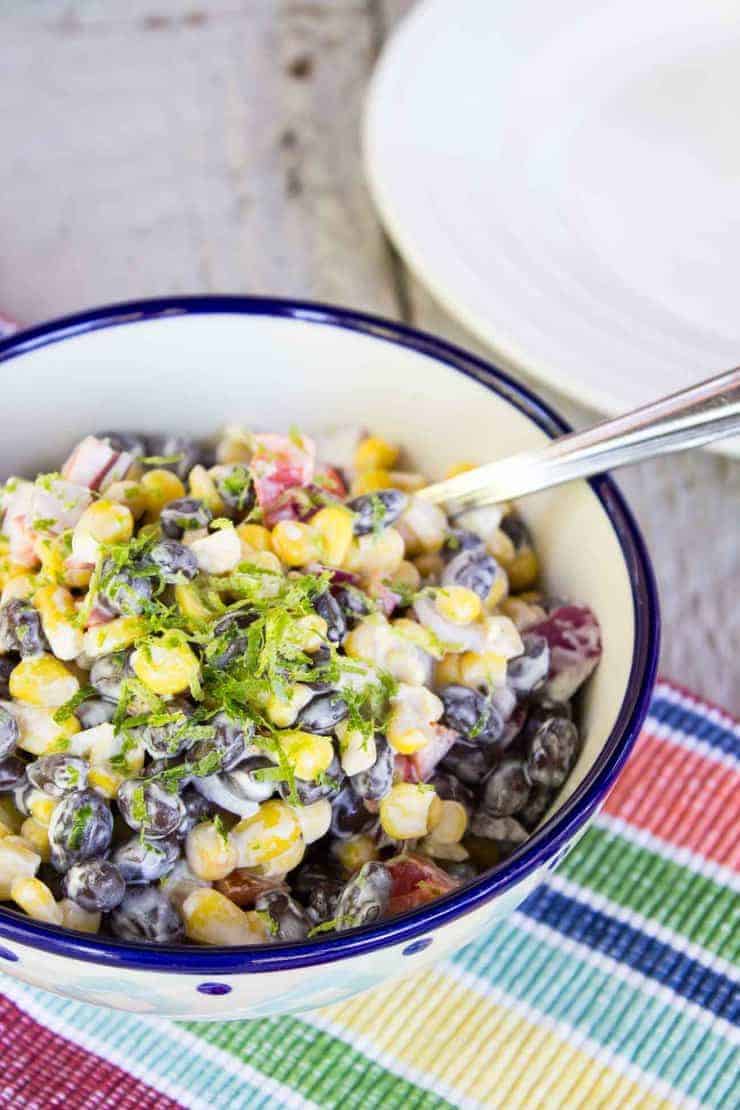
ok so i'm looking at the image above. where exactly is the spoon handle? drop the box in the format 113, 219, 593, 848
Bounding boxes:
420, 367, 740, 510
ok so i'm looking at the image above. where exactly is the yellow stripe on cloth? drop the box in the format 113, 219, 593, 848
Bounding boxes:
322, 968, 678, 1110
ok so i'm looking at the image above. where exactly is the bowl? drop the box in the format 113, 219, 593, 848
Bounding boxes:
0, 297, 659, 1019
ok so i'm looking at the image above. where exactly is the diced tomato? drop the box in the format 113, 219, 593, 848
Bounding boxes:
396, 723, 458, 783
250, 433, 316, 519
530, 603, 602, 701
372, 582, 401, 618
62, 435, 129, 491
386, 853, 459, 914
85, 603, 114, 628
215, 869, 288, 908
313, 466, 347, 499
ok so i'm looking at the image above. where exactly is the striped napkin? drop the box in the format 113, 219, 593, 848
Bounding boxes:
0, 678, 737, 1109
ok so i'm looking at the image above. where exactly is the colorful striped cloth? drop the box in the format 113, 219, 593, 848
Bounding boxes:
0, 678, 737, 1108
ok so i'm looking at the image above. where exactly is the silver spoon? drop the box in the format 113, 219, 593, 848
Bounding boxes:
419, 368, 740, 511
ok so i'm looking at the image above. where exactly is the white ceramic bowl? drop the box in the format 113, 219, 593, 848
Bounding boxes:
0, 298, 658, 1019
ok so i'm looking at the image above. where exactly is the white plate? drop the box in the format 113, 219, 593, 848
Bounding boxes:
364, 0, 740, 457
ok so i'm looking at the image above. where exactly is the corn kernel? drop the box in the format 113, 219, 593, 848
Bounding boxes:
421, 839, 469, 863
354, 435, 398, 472
175, 582, 219, 628
189, 526, 242, 574
387, 683, 443, 754
71, 500, 134, 563
311, 505, 354, 567
230, 799, 303, 873
435, 586, 482, 625
186, 821, 238, 881
60, 898, 101, 934
265, 684, 313, 728
333, 834, 378, 874
0, 797, 23, 834
0, 821, 11, 839
0, 836, 41, 899
414, 552, 444, 579
20, 817, 51, 861
293, 613, 327, 653
428, 798, 468, 844
0, 701, 79, 756
391, 559, 421, 594
105, 479, 147, 519
397, 497, 447, 555
271, 520, 321, 567
140, 469, 186, 521
182, 888, 269, 946
1, 573, 35, 604
279, 730, 334, 780
508, 548, 539, 591
499, 596, 547, 631
188, 465, 226, 516
33, 584, 84, 660
27, 792, 58, 827
11, 876, 62, 925
379, 783, 436, 840
291, 799, 331, 845
344, 528, 404, 577
216, 426, 253, 464
487, 528, 516, 566
236, 522, 273, 553
387, 470, 426, 493
131, 634, 200, 696
337, 722, 376, 776
482, 615, 523, 659
444, 461, 476, 479
434, 653, 463, 687
82, 615, 145, 659
9, 654, 79, 708
392, 618, 444, 659
350, 468, 393, 495
459, 650, 507, 689
88, 763, 126, 799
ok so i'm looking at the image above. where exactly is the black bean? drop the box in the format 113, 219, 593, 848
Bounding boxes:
160, 497, 212, 539
99, 561, 153, 616
293, 862, 343, 924
145, 435, 203, 480
507, 634, 550, 696
0, 600, 47, 657
0, 655, 17, 698
215, 463, 256, 514
194, 767, 271, 815
0, 705, 19, 759
482, 760, 530, 816
175, 787, 214, 838
75, 698, 115, 730
440, 529, 483, 563
190, 711, 253, 772
428, 770, 474, 813
207, 611, 255, 669
27, 754, 88, 797
279, 753, 344, 806
346, 489, 408, 536
117, 779, 186, 839
440, 739, 493, 786
314, 590, 347, 644
470, 811, 528, 845
295, 692, 348, 735
331, 585, 370, 629
48, 789, 113, 871
500, 513, 533, 553
109, 885, 184, 943
441, 548, 502, 601
526, 717, 579, 789
439, 685, 504, 745
518, 783, 554, 830
329, 784, 376, 839
335, 861, 392, 930
97, 431, 148, 458
130, 697, 197, 760
63, 859, 126, 913
147, 540, 198, 584
254, 889, 310, 941
113, 835, 180, 884
90, 651, 132, 703
0, 755, 25, 792
349, 737, 394, 801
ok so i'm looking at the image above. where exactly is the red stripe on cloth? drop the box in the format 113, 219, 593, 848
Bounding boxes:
604, 730, 740, 870
0, 994, 181, 1109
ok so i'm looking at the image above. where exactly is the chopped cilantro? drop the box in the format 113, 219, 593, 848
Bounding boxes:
255, 908, 279, 936
131, 786, 147, 826
213, 814, 229, 847
140, 453, 185, 466
32, 517, 57, 532
68, 803, 92, 850
53, 685, 97, 724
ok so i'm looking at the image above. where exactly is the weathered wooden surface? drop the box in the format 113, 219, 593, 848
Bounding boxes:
1, 0, 738, 709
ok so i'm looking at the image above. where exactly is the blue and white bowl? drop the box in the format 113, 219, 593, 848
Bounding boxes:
0, 297, 659, 1019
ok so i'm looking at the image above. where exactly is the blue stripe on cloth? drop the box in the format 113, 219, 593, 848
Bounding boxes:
649, 697, 740, 760
521, 885, 740, 1024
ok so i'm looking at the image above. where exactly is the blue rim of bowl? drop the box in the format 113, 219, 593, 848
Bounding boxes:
0, 296, 660, 973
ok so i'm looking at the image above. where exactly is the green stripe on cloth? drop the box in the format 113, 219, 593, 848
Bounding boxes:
182, 1015, 453, 1110
454, 917, 738, 1108
560, 826, 740, 962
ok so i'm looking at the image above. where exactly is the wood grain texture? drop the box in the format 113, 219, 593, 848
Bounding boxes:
1, 0, 737, 709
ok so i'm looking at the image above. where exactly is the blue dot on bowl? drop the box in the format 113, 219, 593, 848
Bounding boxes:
403, 937, 432, 956
0, 945, 18, 962
197, 982, 232, 996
